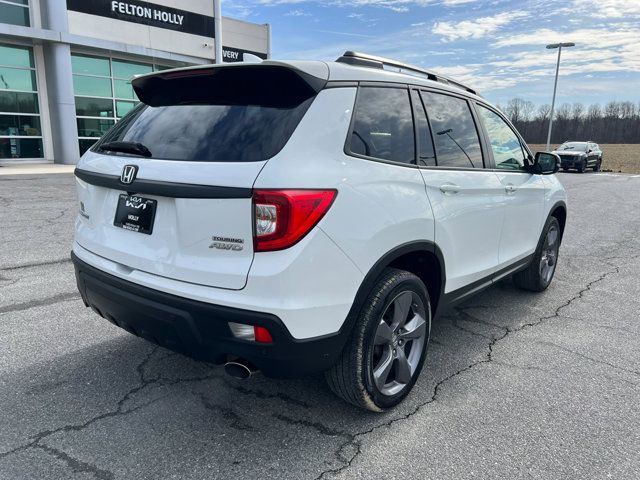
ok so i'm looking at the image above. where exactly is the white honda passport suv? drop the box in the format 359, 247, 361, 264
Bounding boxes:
72, 51, 567, 411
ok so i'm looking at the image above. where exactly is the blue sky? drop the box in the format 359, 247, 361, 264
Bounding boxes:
225, 0, 640, 108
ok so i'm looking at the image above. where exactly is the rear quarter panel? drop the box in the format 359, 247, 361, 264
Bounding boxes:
254, 86, 435, 284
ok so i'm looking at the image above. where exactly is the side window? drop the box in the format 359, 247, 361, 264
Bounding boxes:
349, 87, 415, 164
420, 91, 483, 169
477, 105, 526, 171
410, 90, 436, 166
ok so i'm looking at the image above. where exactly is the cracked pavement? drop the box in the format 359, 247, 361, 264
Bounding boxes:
1, 172, 639, 479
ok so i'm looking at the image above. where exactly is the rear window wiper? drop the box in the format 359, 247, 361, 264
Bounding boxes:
98, 141, 152, 158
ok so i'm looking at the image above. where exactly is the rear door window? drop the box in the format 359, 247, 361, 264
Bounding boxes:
420, 91, 483, 169
348, 87, 415, 164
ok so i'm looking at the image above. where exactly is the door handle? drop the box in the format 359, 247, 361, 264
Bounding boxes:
505, 184, 517, 194
439, 183, 460, 194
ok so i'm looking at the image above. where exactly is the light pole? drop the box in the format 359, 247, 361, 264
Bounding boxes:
545, 42, 575, 151
214, 0, 223, 64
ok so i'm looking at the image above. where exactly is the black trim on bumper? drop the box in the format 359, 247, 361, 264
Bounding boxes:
72, 252, 346, 378
74, 168, 253, 199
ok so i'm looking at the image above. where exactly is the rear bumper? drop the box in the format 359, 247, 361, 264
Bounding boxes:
72, 252, 346, 378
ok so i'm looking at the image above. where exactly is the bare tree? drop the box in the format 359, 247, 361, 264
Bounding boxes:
587, 103, 601, 120
491, 98, 640, 143
604, 101, 620, 119
556, 103, 572, 121
536, 104, 551, 121
572, 103, 584, 120
620, 101, 635, 119
506, 98, 534, 123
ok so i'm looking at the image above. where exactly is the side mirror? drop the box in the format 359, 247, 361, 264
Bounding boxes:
533, 151, 560, 175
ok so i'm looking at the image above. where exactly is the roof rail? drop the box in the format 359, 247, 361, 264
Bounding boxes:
335, 51, 480, 96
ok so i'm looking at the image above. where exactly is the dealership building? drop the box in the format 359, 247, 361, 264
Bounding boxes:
0, 0, 270, 164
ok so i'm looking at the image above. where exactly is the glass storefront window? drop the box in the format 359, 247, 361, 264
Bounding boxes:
113, 59, 152, 79
73, 75, 112, 97
75, 97, 114, 117
0, 44, 34, 68
77, 118, 114, 137
72, 53, 180, 157
0, 114, 41, 135
0, 67, 36, 91
0, 1, 31, 27
0, 138, 42, 158
0, 43, 42, 160
114, 79, 135, 100
78, 138, 97, 156
0, 91, 38, 113
116, 100, 136, 118
71, 55, 110, 76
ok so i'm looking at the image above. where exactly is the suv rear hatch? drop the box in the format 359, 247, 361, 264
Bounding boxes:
74, 63, 327, 290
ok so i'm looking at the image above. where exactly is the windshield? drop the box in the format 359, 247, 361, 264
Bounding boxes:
558, 142, 587, 152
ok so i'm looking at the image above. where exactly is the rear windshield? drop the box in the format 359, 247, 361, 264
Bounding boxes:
93, 65, 321, 162
95, 100, 313, 162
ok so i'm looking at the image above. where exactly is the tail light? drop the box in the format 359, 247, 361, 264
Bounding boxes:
228, 322, 273, 344
253, 189, 337, 252
253, 326, 273, 343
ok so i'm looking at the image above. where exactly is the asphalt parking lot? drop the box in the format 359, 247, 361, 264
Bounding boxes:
1, 171, 639, 480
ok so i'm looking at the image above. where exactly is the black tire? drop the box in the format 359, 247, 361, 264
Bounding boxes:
513, 216, 561, 292
593, 157, 601, 172
562, 167, 569, 172
325, 268, 431, 411
576, 159, 586, 173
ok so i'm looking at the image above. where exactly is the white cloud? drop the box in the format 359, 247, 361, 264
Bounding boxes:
433, 11, 528, 41
256, 0, 480, 11
572, 0, 640, 18
429, 65, 478, 77
285, 9, 311, 16
224, 3, 254, 17
430, 64, 520, 90
491, 26, 640, 74
256, 0, 306, 4
493, 26, 639, 49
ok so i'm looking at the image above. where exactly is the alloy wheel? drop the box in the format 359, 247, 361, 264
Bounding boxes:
371, 291, 428, 396
539, 225, 559, 284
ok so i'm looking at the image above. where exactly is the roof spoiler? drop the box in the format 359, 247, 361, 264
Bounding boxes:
131, 64, 327, 108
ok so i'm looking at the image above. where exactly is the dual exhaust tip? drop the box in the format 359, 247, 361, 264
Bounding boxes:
224, 358, 257, 379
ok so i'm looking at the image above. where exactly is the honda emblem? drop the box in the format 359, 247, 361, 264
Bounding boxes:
120, 165, 138, 184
